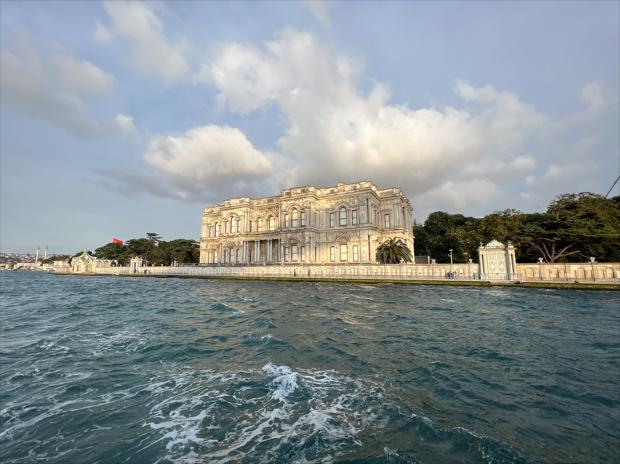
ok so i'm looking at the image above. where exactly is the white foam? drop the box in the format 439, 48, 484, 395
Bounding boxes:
263, 363, 298, 402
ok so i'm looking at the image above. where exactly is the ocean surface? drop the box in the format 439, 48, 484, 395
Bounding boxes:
0, 272, 618, 464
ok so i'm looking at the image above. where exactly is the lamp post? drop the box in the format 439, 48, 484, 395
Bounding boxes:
449, 249, 453, 277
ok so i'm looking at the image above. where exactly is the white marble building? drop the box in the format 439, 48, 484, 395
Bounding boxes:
199, 181, 414, 265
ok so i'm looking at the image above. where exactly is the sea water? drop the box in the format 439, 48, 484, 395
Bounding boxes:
0, 272, 618, 463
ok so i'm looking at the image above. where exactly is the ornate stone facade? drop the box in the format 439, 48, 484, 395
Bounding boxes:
199, 181, 414, 265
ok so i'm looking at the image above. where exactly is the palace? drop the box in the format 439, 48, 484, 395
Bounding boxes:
199, 181, 414, 265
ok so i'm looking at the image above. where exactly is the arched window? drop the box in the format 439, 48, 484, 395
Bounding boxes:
339, 207, 347, 226
291, 208, 299, 227
236, 217, 241, 234
224, 221, 229, 234
300, 210, 306, 227
257, 217, 263, 232
269, 216, 276, 231
215, 222, 220, 237
284, 213, 290, 228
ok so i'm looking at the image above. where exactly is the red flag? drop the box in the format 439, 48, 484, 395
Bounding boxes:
112, 238, 124, 245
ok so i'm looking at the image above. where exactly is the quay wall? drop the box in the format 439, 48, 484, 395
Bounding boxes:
91, 262, 620, 283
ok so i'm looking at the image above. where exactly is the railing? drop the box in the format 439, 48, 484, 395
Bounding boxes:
90, 262, 620, 283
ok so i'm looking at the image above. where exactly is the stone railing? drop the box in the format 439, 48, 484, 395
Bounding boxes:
94, 262, 513, 281
517, 262, 620, 282
90, 261, 620, 283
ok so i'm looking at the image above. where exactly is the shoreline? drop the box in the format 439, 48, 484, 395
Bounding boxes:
51, 272, 620, 291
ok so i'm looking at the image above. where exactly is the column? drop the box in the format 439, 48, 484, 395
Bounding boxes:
254, 240, 259, 264
267, 240, 272, 263
243, 241, 247, 264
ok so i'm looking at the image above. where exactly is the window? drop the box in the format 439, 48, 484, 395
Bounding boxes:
236, 218, 241, 233
284, 213, 289, 228
329, 212, 335, 228
340, 244, 348, 261
257, 218, 263, 232
384, 214, 391, 229
284, 246, 289, 262
353, 245, 359, 261
402, 207, 406, 229
269, 216, 276, 231
339, 207, 347, 226
216, 223, 220, 237
292, 245, 299, 261
249, 221, 252, 232
301, 246, 306, 261
236, 248, 241, 262
352, 209, 357, 225
292, 208, 299, 227
330, 246, 336, 262
225, 221, 229, 234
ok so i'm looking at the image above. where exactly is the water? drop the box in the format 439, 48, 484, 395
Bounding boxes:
1, 272, 618, 463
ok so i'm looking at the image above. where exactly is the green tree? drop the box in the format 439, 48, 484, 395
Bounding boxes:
517, 193, 620, 262
376, 238, 413, 264
95, 243, 130, 264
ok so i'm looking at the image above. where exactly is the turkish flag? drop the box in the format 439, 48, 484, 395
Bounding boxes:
112, 238, 124, 245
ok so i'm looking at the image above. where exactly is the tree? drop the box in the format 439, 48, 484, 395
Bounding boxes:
41, 254, 70, 264
517, 193, 620, 262
376, 238, 412, 264
95, 243, 130, 264
146, 233, 162, 244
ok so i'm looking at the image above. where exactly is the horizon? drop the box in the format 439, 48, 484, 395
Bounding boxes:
2, 1, 619, 254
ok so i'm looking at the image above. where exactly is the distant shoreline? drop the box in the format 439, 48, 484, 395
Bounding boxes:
50, 272, 620, 291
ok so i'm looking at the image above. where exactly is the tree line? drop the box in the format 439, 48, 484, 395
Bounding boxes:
92, 233, 200, 266
414, 193, 620, 263
40, 233, 200, 266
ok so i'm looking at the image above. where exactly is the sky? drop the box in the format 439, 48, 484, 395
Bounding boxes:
1, 0, 619, 254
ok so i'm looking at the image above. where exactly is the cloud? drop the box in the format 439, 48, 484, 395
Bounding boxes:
203, 30, 547, 199
97, 1, 188, 84
115, 113, 136, 134
415, 179, 503, 217
303, 1, 332, 27
580, 81, 608, 112
141, 125, 281, 200
0, 35, 130, 137
543, 163, 591, 182
139, 28, 611, 215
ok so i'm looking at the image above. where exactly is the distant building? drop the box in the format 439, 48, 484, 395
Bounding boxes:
200, 181, 414, 265
70, 251, 116, 273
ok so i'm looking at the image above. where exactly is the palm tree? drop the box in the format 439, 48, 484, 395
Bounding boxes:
376, 238, 413, 264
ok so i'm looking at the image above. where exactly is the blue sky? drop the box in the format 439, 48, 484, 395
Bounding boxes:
1, 1, 618, 254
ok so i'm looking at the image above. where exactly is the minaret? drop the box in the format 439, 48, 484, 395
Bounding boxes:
44, 245, 48, 260
35, 245, 40, 264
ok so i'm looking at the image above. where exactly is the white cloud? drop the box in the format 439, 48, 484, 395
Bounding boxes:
98, 1, 188, 84
201, 29, 548, 203
141, 29, 611, 213
143, 125, 280, 200
0, 35, 128, 137
580, 81, 607, 112
115, 113, 136, 134
303, 1, 332, 27
54, 54, 113, 95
